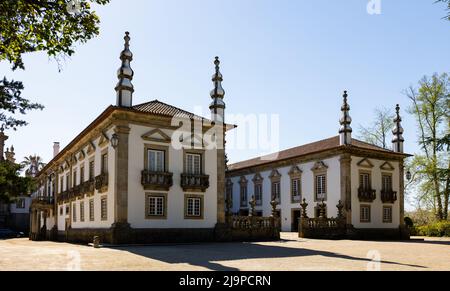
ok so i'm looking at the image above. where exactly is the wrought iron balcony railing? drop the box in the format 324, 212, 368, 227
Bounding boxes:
180, 173, 210, 192
141, 170, 173, 191
358, 187, 377, 203
381, 190, 398, 204
95, 173, 109, 192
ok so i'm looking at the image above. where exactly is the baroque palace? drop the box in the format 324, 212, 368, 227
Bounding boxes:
30, 32, 411, 244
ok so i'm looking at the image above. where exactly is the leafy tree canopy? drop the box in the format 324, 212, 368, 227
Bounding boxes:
0, 161, 35, 202
0, 0, 110, 70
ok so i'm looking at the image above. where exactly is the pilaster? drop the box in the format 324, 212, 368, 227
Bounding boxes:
340, 154, 352, 225
113, 124, 130, 224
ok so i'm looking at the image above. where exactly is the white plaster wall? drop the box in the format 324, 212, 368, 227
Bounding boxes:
127, 124, 218, 229
10, 197, 31, 214
229, 156, 341, 232
57, 130, 116, 230
350, 157, 400, 229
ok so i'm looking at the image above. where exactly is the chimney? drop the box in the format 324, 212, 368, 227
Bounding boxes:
53, 142, 60, 158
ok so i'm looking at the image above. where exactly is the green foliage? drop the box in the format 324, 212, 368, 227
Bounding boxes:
404, 217, 414, 228
406, 73, 450, 220
0, 78, 44, 130
0, 161, 35, 202
0, 0, 110, 70
436, 0, 450, 21
415, 221, 450, 237
21, 155, 46, 177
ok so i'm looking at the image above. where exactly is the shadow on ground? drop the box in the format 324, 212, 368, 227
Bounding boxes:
112, 242, 427, 271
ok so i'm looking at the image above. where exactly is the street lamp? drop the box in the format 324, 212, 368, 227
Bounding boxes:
406, 169, 412, 181
111, 134, 119, 149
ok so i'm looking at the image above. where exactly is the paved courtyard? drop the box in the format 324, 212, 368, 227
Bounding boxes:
0, 233, 449, 271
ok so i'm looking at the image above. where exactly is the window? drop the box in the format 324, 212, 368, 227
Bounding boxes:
315, 174, 327, 201
89, 199, 94, 221
101, 197, 107, 221
359, 172, 371, 190
382, 175, 393, 192
255, 183, 263, 205
89, 160, 95, 181
360, 205, 371, 223
148, 196, 165, 217
66, 174, 70, 191
186, 197, 202, 218
80, 201, 85, 222
148, 150, 165, 172
60, 207, 63, 215
60, 176, 64, 193
73, 170, 77, 187
73, 203, 77, 222
65, 206, 69, 215
291, 178, 301, 202
186, 153, 201, 175
272, 181, 281, 202
240, 184, 248, 207
16, 198, 25, 209
383, 206, 392, 223
80, 166, 85, 184
101, 153, 108, 174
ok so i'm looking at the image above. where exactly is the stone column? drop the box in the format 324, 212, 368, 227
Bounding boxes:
340, 154, 352, 225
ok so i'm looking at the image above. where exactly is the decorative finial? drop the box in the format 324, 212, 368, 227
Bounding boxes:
210, 56, 226, 122
392, 104, 404, 153
339, 90, 352, 145
115, 31, 134, 108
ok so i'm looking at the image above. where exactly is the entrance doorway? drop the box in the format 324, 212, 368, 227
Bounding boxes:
291, 209, 301, 232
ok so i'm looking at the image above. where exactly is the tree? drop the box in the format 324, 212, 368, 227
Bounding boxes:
0, 78, 44, 130
21, 155, 46, 177
406, 73, 450, 220
437, 0, 450, 21
0, 0, 110, 130
1, 0, 110, 70
0, 161, 35, 203
357, 107, 395, 149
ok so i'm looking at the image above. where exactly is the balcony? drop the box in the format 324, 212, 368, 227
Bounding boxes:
181, 173, 210, 192
381, 190, 398, 204
59, 191, 68, 203
141, 170, 173, 191
32, 196, 55, 209
95, 173, 109, 193
358, 187, 376, 203
81, 180, 95, 196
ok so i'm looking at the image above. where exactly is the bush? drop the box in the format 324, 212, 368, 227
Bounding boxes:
404, 217, 414, 228
415, 221, 450, 237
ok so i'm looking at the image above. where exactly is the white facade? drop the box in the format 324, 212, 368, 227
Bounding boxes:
127, 124, 218, 229
228, 153, 403, 232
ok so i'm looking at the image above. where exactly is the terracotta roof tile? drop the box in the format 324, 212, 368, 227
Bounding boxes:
228, 136, 402, 171
132, 100, 210, 121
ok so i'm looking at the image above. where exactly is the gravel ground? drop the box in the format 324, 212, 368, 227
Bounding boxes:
1, 233, 449, 271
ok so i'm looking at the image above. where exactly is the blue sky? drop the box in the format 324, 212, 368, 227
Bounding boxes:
1, 0, 449, 174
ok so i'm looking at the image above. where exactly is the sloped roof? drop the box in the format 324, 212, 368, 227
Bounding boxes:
132, 100, 211, 121
228, 136, 408, 172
